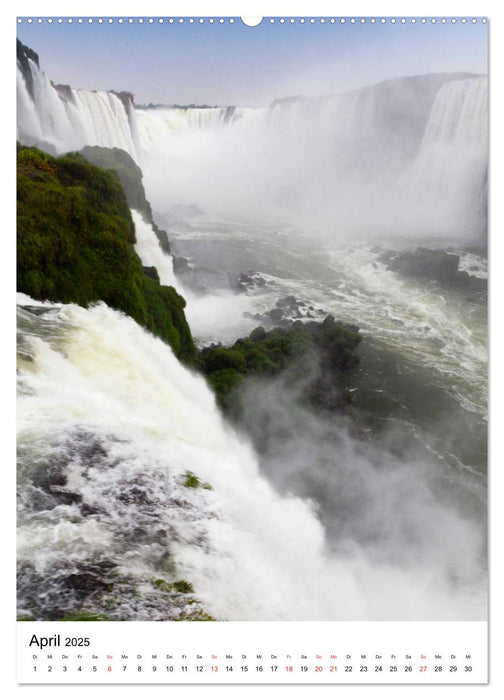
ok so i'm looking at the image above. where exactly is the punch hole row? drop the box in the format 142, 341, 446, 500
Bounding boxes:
17, 17, 488, 25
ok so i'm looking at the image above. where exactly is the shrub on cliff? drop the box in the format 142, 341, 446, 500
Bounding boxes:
199, 319, 361, 412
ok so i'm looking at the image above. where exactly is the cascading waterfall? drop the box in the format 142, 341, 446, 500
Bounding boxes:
132, 209, 177, 287
17, 55, 140, 157
130, 208, 267, 345
17, 297, 486, 621
135, 75, 488, 238
17, 47, 488, 240
397, 76, 488, 236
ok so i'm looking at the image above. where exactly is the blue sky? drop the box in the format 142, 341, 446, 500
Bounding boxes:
17, 17, 488, 106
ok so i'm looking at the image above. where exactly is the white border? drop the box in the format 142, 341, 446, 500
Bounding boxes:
3, 1, 501, 698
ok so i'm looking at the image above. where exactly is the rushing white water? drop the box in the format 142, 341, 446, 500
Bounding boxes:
131, 209, 177, 287
17, 57, 139, 157
138, 75, 488, 239
135, 105, 238, 148
17, 297, 486, 621
130, 208, 261, 345
396, 77, 488, 237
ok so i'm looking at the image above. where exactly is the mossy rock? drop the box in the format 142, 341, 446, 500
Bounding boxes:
17, 145, 196, 363
78, 145, 171, 253
199, 318, 361, 413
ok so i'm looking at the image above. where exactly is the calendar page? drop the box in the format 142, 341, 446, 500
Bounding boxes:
15, 2, 490, 689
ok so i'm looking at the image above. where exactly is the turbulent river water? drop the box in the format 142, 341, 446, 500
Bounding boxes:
17, 210, 487, 622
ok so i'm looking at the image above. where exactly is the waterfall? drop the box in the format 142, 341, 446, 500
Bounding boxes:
17, 42, 488, 240
17, 297, 486, 621
396, 77, 488, 237
17, 56, 140, 158
131, 209, 177, 287
422, 76, 488, 145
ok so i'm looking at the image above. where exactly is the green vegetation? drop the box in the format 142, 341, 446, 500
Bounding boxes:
176, 610, 216, 621
17, 144, 196, 363
152, 578, 194, 594
199, 317, 361, 412
172, 580, 194, 594
78, 145, 171, 253
183, 471, 213, 490
184, 472, 201, 488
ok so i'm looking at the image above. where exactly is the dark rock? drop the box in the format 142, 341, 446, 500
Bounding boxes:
276, 295, 297, 308
172, 255, 190, 274
176, 262, 238, 294
468, 276, 486, 291
237, 271, 268, 291
80, 503, 101, 516
17, 39, 39, 99
343, 323, 360, 334
64, 562, 116, 598
110, 90, 135, 111
387, 247, 460, 284
463, 245, 487, 257
377, 249, 398, 265
49, 488, 83, 506
384, 246, 487, 300
268, 308, 284, 321
143, 266, 160, 283
53, 83, 75, 104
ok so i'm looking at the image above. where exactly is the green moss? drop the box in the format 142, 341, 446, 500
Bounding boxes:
176, 610, 216, 621
206, 368, 244, 411
172, 580, 194, 594
201, 347, 247, 373
151, 578, 194, 594
183, 471, 212, 490
17, 145, 196, 363
184, 472, 200, 488
153, 578, 169, 590
78, 145, 171, 253
199, 319, 361, 413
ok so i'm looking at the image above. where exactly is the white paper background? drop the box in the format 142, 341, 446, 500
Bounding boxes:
3, 1, 501, 698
